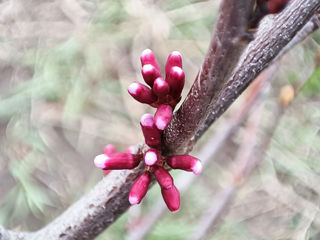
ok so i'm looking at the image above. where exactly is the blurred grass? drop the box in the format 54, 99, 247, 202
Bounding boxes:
0, 0, 319, 239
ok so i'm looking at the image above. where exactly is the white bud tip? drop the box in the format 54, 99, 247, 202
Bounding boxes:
172, 208, 180, 213
142, 49, 152, 56
128, 82, 140, 94
94, 154, 108, 169
172, 66, 183, 74
129, 195, 139, 205
156, 118, 167, 130
141, 114, 154, 127
192, 160, 202, 175
142, 64, 154, 72
171, 51, 181, 56
145, 151, 157, 165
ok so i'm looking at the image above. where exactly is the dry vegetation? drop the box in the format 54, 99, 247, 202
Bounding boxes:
0, 0, 319, 239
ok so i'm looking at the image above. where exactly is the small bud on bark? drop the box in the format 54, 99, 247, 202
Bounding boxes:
128, 82, 157, 104
129, 172, 151, 205
154, 167, 174, 190
154, 105, 173, 130
140, 49, 160, 71
153, 77, 170, 98
140, 114, 161, 148
94, 153, 140, 170
141, 64, 161, 87
161, 185, 180, 212
144, 148, 159, 166
167, 155, 202, 175
165, 51, 182, 79
167, 66, 185, 99
103, 144, 115, 155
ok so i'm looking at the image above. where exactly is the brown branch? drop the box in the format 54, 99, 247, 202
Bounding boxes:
164, 0, 320, 149
163, 0, 255, 155
1, 1, 319, 240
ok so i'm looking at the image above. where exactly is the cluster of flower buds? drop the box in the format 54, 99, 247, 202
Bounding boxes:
94, 49, 202, 212
257, 0, 290, 14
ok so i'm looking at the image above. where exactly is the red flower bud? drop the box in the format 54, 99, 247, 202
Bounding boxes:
166, 67, 185, 99
144, 148, 159, 166
94, 153, 140, 170
154, 104, 173, 130
161, 185, 180, 212
140, 114, 161, 148
152, 77, 170, 98
129, 172, 151, 205
165, 51, 182, 79
141, 64, 161, 87
103, 144, 115, 155
154, 167, 173, 190
126, 146, 137, 154
128, 82, 157, 104
140, 49, 160, 71
167, 155, 202, 175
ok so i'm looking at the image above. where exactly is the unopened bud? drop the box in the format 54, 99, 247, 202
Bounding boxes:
165, 51, 182, 79
94, 153, 140, 170
128, 82, 157, 104
167, 67, 185, 99
103, 144, 115, 155
154, 167, 173, 189
144, 148, 159, 166
140, 49, 160, 71
161, 185, 180, 212
153, 77, 170, 98
167, 155, 202, 175
129, 172, 151, 205
140, 114, 161, 148
279, 84, 294, 107
154, 105, 173, 130
141, 64, 161, 87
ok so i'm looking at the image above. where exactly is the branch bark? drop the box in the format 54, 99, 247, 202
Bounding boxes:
1, 1, 319, 240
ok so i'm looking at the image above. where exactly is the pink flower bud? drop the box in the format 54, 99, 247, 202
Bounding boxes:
141, 64, 161, 87
140, 114, 161, 148
144, 148, 159, 166
167, 155, 202, 175
94, 153, 140, 170
165, 51, 182, 79
103, 144, 115, 155
152, 77, 170, 98
154, 105, 173, 130
161, 185, 180, 212
166, 67, 185, 99
129, 172, 151, 205
154, 167, 173, 189
140, 49, 160, 71
126, 146, 137, 154
128, 82, 157, 104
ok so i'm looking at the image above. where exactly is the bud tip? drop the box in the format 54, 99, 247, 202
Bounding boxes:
192, 160, 202, 175
145, 151, 157, 165
94, 154, 108, 169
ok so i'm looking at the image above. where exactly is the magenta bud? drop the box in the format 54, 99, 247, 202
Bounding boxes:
140, 49, 160, 71
154, 167, 173, 190
165, 51, 182, 79
140, 114, 161, 148
128, 82, 157, 104
166, 67, 185, 99
126, 146, 137, 154
103, 144, 115, 155
144, 148, 159, 166
129, 172, 151, 205
154, 105, 173, 130
167, 155, 202, 175
141, 64, 161, 87
161, 185, 180, 212
152, 77, 170, 98
94, 153, 140, 170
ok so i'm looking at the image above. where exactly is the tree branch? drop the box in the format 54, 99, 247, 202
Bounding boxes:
1, 1, 319, 240
194, 0, 320, 141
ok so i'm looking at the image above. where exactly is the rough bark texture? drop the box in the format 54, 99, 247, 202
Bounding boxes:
0, 0, 319, 240
163, 0, 255, 155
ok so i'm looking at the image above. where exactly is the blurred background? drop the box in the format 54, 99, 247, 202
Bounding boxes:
0, 0, 319, 239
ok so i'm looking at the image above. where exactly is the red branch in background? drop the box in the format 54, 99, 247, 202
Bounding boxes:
94, 50, 202, 212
